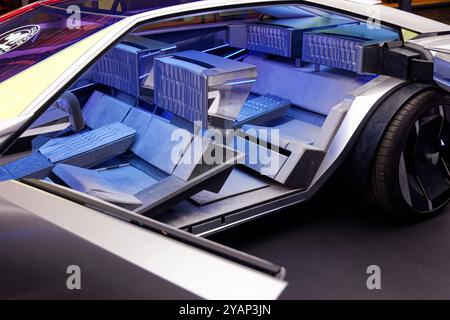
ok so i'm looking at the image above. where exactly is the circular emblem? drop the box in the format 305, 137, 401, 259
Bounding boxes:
0, 25, 40, 56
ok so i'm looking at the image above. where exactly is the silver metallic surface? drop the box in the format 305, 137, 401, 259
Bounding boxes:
411, 35, 450, 54
313, 75, 405, 183
190, 76, 406, 236
0, 180, 286, 300
434, 53, 450, 92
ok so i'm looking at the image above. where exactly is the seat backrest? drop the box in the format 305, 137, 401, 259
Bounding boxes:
82, 91, 133, 129
243, 54, 365, 115
229, 17, 357, 58
247, 24, 298, 58
131, 115, 193, 175
154, 54, 208, 126
154, 50, 257, 127
92, 43, 140, 97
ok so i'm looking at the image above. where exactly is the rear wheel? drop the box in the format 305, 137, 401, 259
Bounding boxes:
367, 89, 450, 218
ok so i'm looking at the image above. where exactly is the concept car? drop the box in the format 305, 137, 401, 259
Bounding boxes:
1, 0, 450, 299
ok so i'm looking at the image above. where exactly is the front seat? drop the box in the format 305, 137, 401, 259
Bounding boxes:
51, 50, 252, 214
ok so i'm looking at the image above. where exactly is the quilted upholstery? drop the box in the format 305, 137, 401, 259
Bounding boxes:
92, 44, 140, 96
39, 123, 136, 163
154, 56, 208, 125
302, 33, 363, 72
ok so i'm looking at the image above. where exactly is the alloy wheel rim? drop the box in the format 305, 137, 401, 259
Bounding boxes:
398, 104, 450, 212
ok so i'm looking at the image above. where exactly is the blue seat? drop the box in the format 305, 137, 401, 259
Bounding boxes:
53, 164, 143, 209
230, 17, 356, 58
92, 37, 175, 97
52, 108, 193, 203
247, 24, 295, 57
39, 91, 136, 164
81, 91, 134, 130
39, 123, 136, 163
302, 23, 399, 73
52, 52, 251, 211
154, 50, 257, 128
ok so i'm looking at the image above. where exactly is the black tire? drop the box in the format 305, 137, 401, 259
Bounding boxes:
366, 89, 450, 219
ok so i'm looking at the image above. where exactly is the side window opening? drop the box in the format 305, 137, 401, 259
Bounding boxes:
0, 4, 402, 224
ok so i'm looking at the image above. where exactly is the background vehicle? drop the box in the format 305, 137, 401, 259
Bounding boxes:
1, 0, 450, 298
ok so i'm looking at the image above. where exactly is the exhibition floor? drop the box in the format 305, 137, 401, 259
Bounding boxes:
212, 191, 450, 299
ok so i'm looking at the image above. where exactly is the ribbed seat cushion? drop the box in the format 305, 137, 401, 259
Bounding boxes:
39, 123, 136, 163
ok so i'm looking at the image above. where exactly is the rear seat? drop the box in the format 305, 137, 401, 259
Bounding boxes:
302, 23, 399, 73
243, 54, 366, 116
229, 16, 355, 59
228, 20, 379, 188
52, 107, 192, 209
235, 100, 350, 188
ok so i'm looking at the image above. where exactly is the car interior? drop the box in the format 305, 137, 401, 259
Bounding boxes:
0, 5, 401, 234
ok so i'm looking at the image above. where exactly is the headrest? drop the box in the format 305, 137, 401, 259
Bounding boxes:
229, 17, 356, 58
92, 43, 141, 96
302, 23, 399, 73
154, 50, 257, 127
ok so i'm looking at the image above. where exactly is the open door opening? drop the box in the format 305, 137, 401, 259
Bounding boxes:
0, 3, 403, 236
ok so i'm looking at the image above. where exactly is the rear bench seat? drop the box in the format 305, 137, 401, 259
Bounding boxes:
227, 21, 397, 188
229, 16, 355, 59
243, 54, 367, 116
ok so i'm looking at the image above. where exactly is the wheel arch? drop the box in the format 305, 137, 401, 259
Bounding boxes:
348, 82, 440, 191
